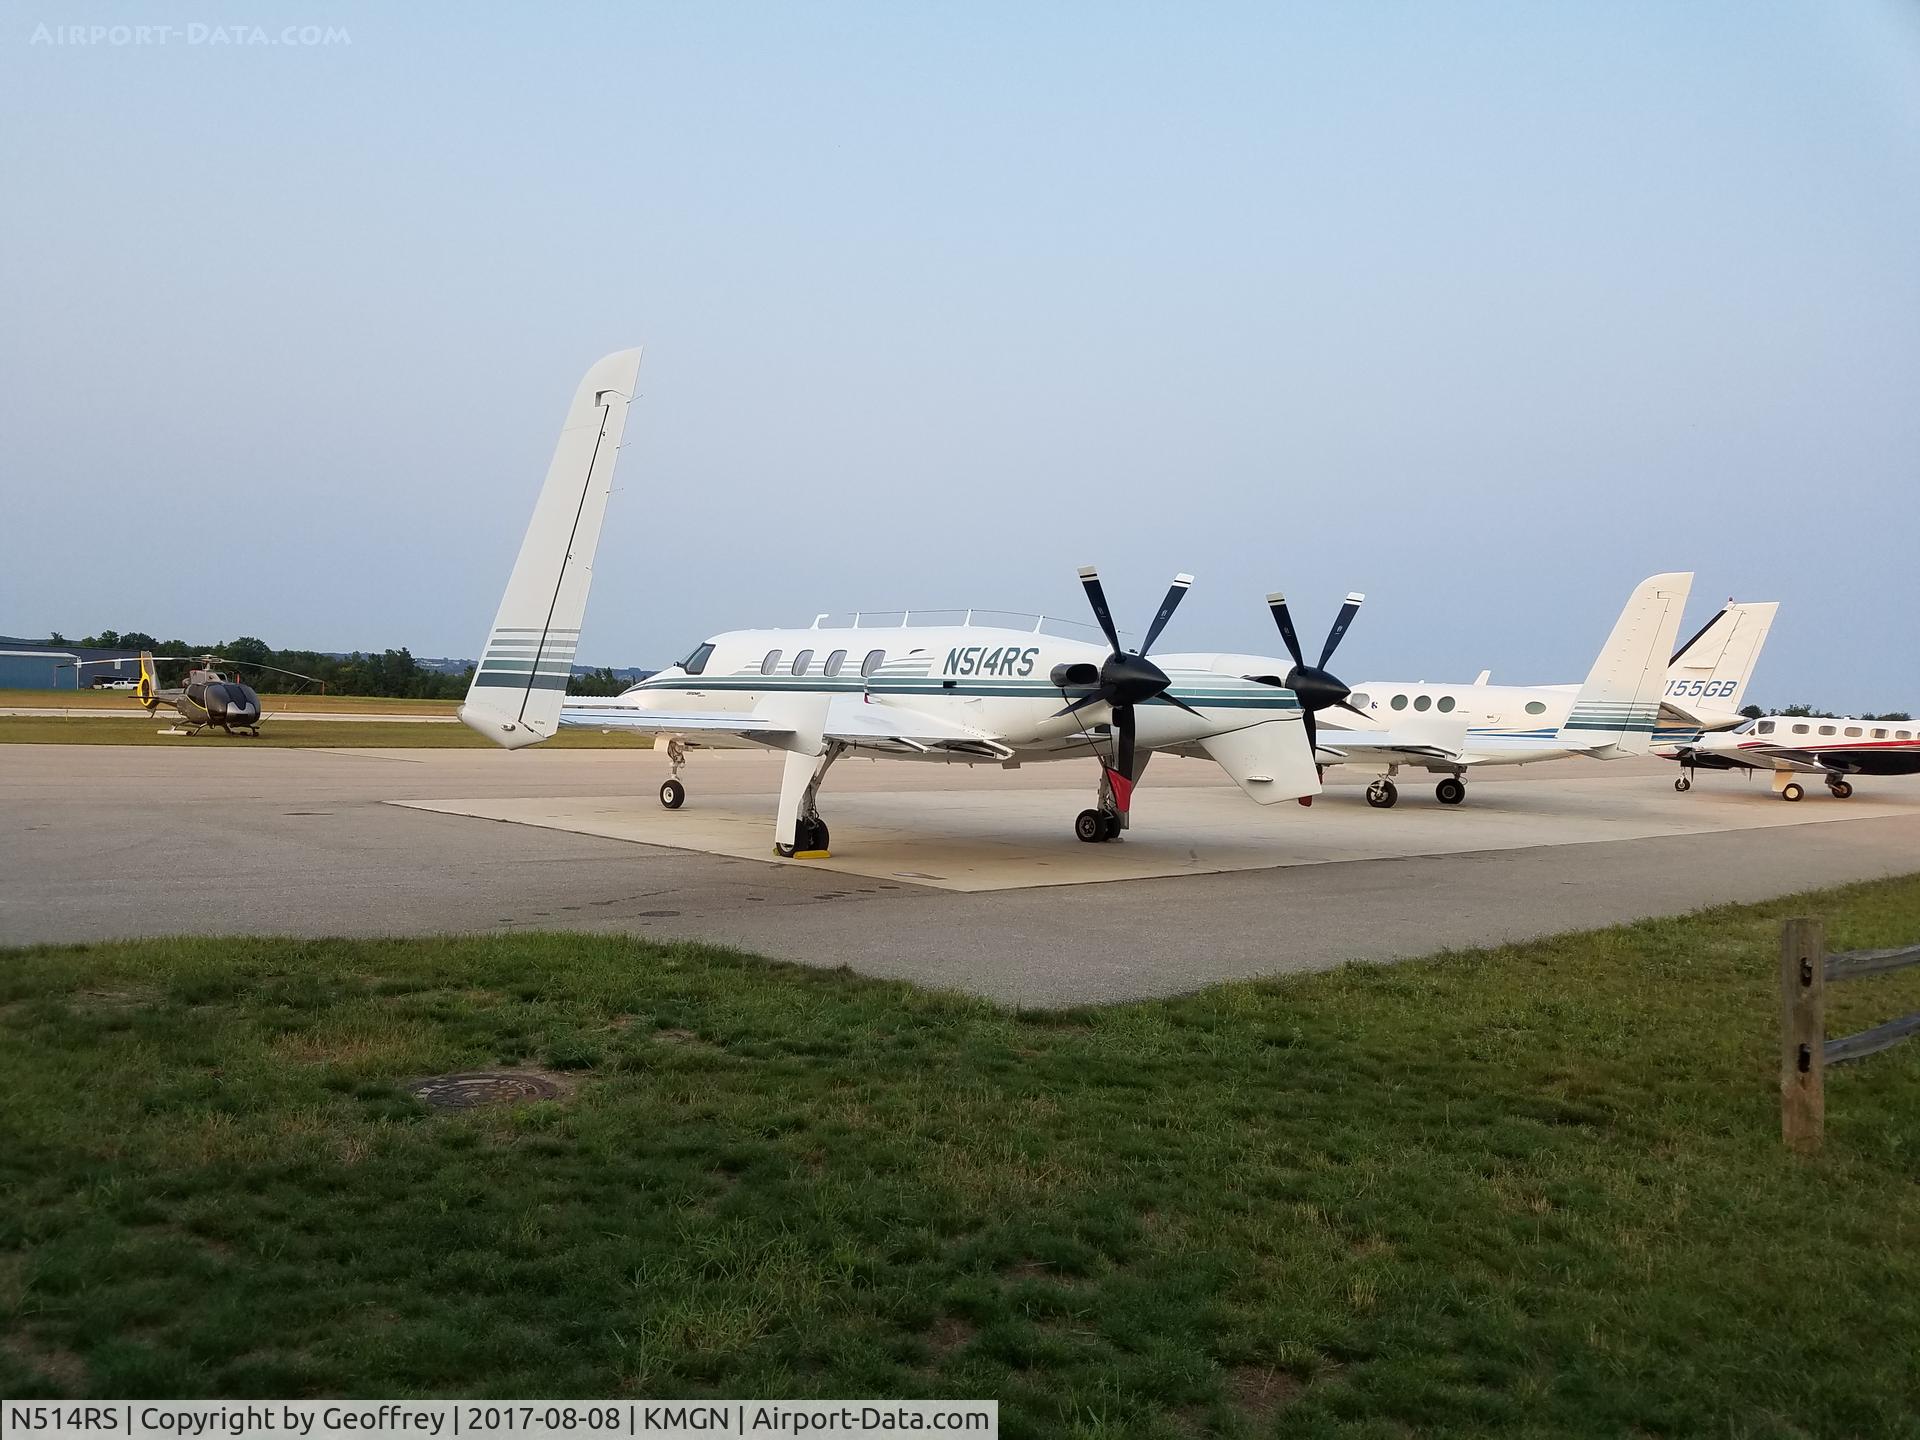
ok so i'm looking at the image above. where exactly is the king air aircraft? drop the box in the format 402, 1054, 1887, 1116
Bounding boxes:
1157, 580, 1777, 807
458, 352, 1322, 853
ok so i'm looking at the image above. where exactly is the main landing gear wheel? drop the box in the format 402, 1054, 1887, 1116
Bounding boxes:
1435, 776, 1467, 806
1827, 779, 1854, 799
1674, 776, 1692, 793
775, 817, 830, 857
1076, 809, 1116, 844
1365, 779, 1398, 809
1780, 782, 1805, 803
659, 778, 686, 810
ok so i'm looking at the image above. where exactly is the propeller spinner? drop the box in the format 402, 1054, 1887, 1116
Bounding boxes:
1259, 591, 1369, 754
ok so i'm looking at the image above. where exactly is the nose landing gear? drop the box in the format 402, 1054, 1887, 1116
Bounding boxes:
1365, 779, 1398, 808
1827, 778, 1854, 799
659, 738, 690, 810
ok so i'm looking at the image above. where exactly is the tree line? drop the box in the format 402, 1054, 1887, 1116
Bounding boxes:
52, 629, 473, 700
1740, 704, 1913, 721
47, 629, 641, 700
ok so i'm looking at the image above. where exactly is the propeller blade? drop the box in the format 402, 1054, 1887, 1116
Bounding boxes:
1113, 704, 1137, 785
1137, 573, 1194, 655
1076, 566, 1122, 654
1317, 592, 1365, 669
1162, 693, 1203, 717
1302, 708, 1318, 756
1050, 692, 1108, 720
1335, 699, 1370, 721
1266, 592, 1305, 669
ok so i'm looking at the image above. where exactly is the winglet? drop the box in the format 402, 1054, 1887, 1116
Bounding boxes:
460, 349, 643, 749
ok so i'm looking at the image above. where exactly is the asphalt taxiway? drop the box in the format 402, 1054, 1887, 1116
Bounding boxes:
4, 743, 1916, 1005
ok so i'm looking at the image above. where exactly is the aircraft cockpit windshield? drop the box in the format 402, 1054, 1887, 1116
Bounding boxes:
677, 641, 716, 676
1734, 717, 1776, 736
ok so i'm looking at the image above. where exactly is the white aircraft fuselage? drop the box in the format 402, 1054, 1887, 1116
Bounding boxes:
1333, 678, 1735, 766
574, 623, 1306, 764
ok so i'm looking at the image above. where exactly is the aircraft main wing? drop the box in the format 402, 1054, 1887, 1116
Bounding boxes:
820, 698, 1016, 758
558, 695, 1013, 759
559, 700, 798, 742
1314, 722, 1469, 764
1723, 743, 1833, 775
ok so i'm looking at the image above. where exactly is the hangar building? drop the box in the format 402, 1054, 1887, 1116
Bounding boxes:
0, 636, 145, 690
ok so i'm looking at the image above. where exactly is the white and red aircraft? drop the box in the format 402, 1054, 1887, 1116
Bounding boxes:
1657, 715, 1920, 801
458, 351, 1323, 853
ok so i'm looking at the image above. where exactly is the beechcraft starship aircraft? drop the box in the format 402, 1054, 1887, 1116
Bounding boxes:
458, 351, 1322, 854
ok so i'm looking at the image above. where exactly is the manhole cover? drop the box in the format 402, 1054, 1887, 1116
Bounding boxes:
407, 1070, 566, 1110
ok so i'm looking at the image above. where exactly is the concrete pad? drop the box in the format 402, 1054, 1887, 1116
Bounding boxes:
391, 771, 1920, 893
6, 743, 1918, 1007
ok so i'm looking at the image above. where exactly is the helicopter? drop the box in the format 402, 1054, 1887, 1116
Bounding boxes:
62, 651, 321, 735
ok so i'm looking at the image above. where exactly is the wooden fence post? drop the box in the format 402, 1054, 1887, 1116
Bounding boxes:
1779, 917, 1826, 1154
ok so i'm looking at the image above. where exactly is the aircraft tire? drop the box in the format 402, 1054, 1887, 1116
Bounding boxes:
1366, 780, 1398, 808
1674, 776, 1691, 793
1781, 782, 1804, 803
1075, 809, 1109, 843
659, 778, 686, 810
1436, 777, 1466, 806
1828, 780, 1853, 799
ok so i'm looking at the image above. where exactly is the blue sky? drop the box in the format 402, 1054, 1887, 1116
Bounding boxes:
2, 2, 1916, 708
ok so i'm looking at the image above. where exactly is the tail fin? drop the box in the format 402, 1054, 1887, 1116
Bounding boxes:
1556, 572, 1693, 757
460, 349, 643, 749
1663, 600, 1778, 722
137, 651, 159, 710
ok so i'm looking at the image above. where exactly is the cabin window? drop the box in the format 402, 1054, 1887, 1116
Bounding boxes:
1413, 695, 1432, 712
1525, 700, 1547, 715
1818, 724, 1837, 737
1872, 728, 1888, 740
1844, 726, 1863, 738
679, 642, 715, 676
759, 650, 783, 676
1900, 730, 1913, 741
1756, 720, 1775, 735
790, 649, 814, 677
1792, 723, 1810, 735
1436, 696, 1456, 713
823, 649, 847, 677
860, 649, 887, 678
1350, 692, 1370, 708
1390, 694, 1409, 711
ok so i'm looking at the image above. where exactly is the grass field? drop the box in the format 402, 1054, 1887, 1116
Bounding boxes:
0, 690, 458, 715
0, 719, 649, 748
4, 881, 1919, 1433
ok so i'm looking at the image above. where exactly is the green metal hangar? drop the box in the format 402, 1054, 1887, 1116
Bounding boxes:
0, 636, 144, 690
